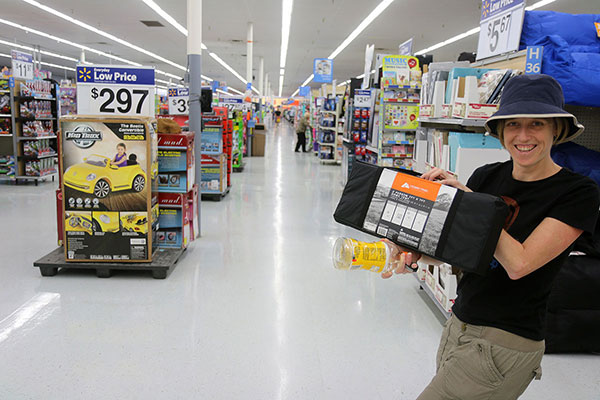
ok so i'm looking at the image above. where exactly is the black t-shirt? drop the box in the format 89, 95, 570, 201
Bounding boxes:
452, 161, 600, 340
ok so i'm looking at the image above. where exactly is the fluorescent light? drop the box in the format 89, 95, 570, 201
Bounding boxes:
280, 68, 285, 75
141, 0, 188, 36
278, 75, 284, 97
280, 0, 294, 69
414, 0, 557, 56
0, 51, 75, 71
291, 88, 299, 97
301, 74, 314, 87
0, 39, 78, 62
21, 0, 186, 71
328, 0, 394, 60
526, 0, 557, 10
216, 89, 234, 97
229, 87, 244, 95
209, 52, 247, 85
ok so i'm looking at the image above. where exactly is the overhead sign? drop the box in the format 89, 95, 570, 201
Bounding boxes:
476, 0, 526, 60
313, 58, 333, 83
76, 65, 155, 117
218, 96, 250, 111
525, 46, 544, 75
299, 86, 310, 97
168, 87, 189, 115
11, 50, 34, 80
398, 38, 414, 56
362, 44, 375, 90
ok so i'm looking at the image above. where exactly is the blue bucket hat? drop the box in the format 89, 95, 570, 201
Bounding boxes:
484, 74, 584, 144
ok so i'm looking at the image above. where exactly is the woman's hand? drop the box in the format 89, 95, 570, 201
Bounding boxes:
380, 239, 421, 279
421, 167, 472, 192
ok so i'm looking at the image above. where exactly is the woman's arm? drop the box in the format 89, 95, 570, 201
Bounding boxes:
495, 218, 583, 280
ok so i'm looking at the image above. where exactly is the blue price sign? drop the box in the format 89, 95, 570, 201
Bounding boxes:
313, 58, 333, 83
525, 46, 543, 75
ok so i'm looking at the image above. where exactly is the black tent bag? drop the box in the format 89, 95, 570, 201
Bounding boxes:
333, 162, 508, 275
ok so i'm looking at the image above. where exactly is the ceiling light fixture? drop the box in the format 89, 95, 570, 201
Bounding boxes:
228, 87, 244, 96
0, 51, 75, 71
0, 39, 78, 62
414, 0, 557, 55
278, 0, 294, 99
21, 0, 187, 71
209, 52, 247, 84
141, 0, 188, 36
294, 0, 394, 93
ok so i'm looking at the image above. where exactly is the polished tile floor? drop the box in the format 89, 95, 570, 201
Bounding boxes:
0, 122, 598, 399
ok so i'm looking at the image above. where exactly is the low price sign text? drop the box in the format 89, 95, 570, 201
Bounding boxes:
77, 65, 155, 117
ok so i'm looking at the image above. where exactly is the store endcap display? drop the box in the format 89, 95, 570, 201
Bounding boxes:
333, 161, 508, 275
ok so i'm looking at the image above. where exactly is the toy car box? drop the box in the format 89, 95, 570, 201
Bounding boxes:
157, 132, 195, 193
60, 115, 159, 262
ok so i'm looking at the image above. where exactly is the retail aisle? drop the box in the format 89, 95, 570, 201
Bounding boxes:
0, 122, 598, 399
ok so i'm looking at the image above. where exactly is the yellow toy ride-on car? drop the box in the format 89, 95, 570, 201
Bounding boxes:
64, 154, 146, 199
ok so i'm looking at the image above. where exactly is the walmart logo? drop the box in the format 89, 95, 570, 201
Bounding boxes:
78, 67, 92, 82
481, 0, 491, 18
168, 88, 177, 97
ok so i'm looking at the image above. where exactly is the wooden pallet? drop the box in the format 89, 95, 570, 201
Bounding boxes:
33, 247, 185, 279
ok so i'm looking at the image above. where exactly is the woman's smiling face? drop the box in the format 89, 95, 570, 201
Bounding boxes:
502, 118, 555, 170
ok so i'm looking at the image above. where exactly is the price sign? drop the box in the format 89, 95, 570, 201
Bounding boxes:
76, 65, 155, 117
476, 0, 525, 61
168, 87, 189, 115
354, 89, 372, 108
218, 96, 248, 112
11, 50, 34, 80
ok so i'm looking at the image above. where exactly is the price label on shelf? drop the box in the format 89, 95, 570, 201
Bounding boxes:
76, 65, 155, 117
476, 0, 525, 61
168, 88, 189, 115
218, 96, 249, 112
11, 50, 34, 80
354, 89, 372, 108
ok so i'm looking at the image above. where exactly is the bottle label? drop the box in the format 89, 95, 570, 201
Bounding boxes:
349, 239, 388, 273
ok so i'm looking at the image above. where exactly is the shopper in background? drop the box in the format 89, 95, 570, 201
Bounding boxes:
275, 107, 282, 124
381, 74, 599, 400
295, 112, 311, 153
112, 143, 128, 168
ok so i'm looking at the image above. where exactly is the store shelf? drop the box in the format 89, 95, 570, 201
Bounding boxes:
319, 158, 338, 164
317, 141, 335, 146
383, 84, 421, 90
382, 140, 415, 145
20, 153, 58, 160
321, 111, 336, 115
17, 171, 57, 179
383, 99, 420, 104
15, 96, 56, 101
414, 273, 451, 320
0, 176, 16, 181
0, 90, 10, 94
418, 117, 486, 128
342, 137, 353, 144
0, 114, 12, 118
381, 153, 413, 158
16, 117, 56, 122
318, 125, 336, 131
0, 134, 13, 138
365, 145, 379, 153
383, 128, 417, 132
18, 136, 57, 141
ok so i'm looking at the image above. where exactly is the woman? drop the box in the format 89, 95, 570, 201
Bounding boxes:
383, 74, 599, 399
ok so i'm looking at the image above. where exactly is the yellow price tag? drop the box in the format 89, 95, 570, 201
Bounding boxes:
595, 22, 600, 38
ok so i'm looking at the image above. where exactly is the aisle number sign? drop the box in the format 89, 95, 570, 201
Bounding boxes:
168, 88, 189, 115
76, 65, 156, 117
11, 50, 34, 80
476, 0, 526, 61
525, 46, 543, 75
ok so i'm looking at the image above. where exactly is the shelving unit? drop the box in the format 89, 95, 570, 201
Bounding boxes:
0, 81, 16, 181
316, 96, 342, 164
0, 78, 59, 184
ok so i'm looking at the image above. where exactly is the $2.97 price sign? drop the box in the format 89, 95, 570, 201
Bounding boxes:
76, 66, 155, 117
90, 87, 149, 114
476, 0, 525, 60
354, 89, 372, 108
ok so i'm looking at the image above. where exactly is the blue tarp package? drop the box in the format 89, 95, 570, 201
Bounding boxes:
519, 11, 600, 107
551, 142, 600, 187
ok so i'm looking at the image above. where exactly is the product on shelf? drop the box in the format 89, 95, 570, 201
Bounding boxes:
0, 118, 11, 135
19, 100, 53, 119
25, 158, 56, 177
0, 155, 15, 177
20, 80, 53, 99
59, 86, 77, 116
22, 121, 54, 137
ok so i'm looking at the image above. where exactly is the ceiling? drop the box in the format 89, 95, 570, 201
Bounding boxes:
0, 0, 597, 96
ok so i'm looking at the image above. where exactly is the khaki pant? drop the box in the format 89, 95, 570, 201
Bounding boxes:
417, 315, 544, 400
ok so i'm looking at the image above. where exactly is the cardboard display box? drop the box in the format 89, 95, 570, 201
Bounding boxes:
157, 132, 195, 193
252, 132, 265, 157
60, 115, 159, 262
201, 153, 227, 194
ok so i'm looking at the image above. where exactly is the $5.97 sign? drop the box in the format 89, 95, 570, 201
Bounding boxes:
168, 88, 189, 115
76, 66, 155, 117
476, 0, 525, 61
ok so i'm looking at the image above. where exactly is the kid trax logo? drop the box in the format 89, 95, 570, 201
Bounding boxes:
65, 125, 102, 149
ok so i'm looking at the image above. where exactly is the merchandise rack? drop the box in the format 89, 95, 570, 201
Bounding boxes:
0, 83, 16, 181
316, 96, 343, 164
2, 79, 60, 184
